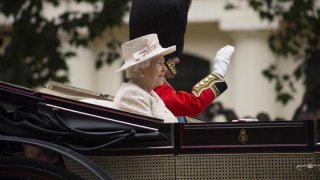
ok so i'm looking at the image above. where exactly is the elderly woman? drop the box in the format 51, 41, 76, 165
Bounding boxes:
113, 34, 178, 123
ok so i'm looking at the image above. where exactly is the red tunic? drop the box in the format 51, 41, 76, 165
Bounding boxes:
154, 73, 227, 116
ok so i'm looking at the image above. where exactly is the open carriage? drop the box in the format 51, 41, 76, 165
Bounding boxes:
0, 81, 319, 179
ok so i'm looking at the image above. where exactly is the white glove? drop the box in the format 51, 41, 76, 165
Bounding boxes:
212, 45, 235, 78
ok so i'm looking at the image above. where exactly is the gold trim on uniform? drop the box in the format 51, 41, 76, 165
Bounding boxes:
192, 73, 224, 97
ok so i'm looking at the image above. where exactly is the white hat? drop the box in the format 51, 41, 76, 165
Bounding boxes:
117, 34, 176, 72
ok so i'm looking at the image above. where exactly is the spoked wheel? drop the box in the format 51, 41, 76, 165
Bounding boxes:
0, 157, 82, 180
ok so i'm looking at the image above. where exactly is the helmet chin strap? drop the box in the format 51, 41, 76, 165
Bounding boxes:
165, 58, 177, 76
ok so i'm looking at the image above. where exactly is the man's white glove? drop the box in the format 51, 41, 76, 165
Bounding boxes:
212, 45, 235, 78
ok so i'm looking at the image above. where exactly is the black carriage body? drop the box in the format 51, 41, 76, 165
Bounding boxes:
0, 81, 319, 179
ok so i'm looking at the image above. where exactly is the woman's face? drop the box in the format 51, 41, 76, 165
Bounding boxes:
142, 55, 167, 90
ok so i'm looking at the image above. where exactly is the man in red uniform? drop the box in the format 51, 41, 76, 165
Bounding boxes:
129, 0, 235, 117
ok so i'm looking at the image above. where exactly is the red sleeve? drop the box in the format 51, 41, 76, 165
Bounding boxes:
154, 84, 215, 116
154, 73, 227, 116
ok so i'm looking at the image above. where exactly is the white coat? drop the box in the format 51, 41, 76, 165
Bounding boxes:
113, 82, 178, 123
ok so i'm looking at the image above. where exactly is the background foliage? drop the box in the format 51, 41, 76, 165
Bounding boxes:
0, 0, 130, 88
227, 0, 320, 114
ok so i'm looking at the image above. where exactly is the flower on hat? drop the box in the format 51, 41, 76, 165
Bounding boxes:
132, 37, 156, 61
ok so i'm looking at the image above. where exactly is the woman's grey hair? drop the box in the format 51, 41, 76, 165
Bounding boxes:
125, 60, 151, 79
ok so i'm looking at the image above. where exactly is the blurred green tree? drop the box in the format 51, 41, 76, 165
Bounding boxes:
0, 0, 130, 88
227, 0, 320, 115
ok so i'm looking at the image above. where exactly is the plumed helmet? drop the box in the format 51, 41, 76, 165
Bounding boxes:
129, 0, 191, 60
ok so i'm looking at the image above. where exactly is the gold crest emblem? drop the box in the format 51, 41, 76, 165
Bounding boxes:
238, 128, 248, 144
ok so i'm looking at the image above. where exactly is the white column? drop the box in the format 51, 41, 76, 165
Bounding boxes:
228, 31, 277, 119
96, 60, 123, 96
67, 47, 97, 91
